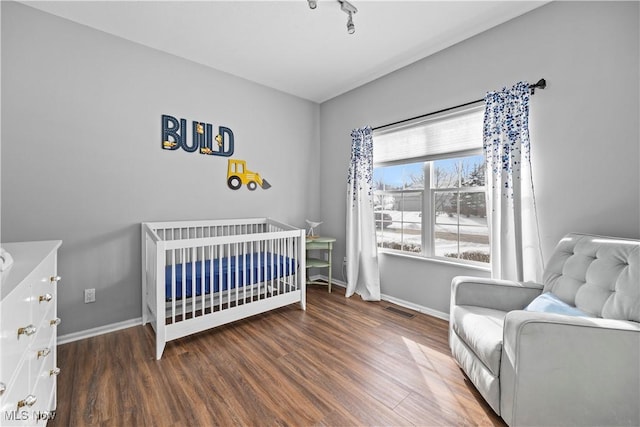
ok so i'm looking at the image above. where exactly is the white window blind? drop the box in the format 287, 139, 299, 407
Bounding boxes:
373, 104, 484, 166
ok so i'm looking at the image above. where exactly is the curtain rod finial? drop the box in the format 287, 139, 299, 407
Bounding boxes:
530, 78, 546, 94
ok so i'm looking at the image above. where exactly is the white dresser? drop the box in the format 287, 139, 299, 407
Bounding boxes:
0, 241, 62, 426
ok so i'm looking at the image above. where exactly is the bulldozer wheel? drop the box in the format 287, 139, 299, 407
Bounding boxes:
247, 181, 257, 191
227, 176, 242, 190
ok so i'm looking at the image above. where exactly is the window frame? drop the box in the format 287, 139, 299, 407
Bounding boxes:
373, 150, 489, 267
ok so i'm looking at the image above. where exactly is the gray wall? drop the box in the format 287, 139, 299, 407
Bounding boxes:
319, 1, 639, 314
1, 2, 320, 335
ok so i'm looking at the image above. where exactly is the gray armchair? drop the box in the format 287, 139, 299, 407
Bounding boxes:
449, 233, 639, 426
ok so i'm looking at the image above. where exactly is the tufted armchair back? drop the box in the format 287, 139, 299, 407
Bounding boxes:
542, 233, 639, 322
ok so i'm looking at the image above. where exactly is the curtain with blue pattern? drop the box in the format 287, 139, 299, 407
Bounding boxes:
484, 82, 544, 282
346, 126, 381, 300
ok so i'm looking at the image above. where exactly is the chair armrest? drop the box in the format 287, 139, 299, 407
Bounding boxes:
451, 276, 543, 312
500, 311, 640, 426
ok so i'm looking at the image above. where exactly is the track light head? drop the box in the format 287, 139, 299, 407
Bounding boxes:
346, 12, 355, 34
307, 0, 317, 10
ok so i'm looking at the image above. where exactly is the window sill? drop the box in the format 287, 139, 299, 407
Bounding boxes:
377, 249, 491, 272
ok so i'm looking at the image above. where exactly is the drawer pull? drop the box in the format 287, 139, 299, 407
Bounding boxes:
50, 318, 61, 327
39, 293, 54, 303
50, 367, 61, 377
50, 276, 62, 283
37, 347, 51, 359
0, 382, 5, 396
17, 394, 37, 408
17, 324, 36, 338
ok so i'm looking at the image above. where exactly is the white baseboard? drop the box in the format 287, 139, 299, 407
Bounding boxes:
58, 277, 448, 345
380, 294, 449, 321
311, 274, 449, 321
58, 317, 142, 345
307, 274, 347, 287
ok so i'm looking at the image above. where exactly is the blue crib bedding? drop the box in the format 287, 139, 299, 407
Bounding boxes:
165, 252, 295, 300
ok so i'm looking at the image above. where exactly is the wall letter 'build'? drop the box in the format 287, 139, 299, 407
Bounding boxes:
161, 114, 234, 157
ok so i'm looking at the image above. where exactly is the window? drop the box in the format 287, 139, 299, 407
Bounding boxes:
373, 105, 490, 264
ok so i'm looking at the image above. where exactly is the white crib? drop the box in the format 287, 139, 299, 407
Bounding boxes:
142, 218, 306, 359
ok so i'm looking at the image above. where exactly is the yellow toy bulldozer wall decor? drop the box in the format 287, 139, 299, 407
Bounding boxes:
227, 159, 271, 190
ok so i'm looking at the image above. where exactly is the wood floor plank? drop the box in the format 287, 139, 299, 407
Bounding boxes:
280, 347, 413, 426
50, 284, 504, 427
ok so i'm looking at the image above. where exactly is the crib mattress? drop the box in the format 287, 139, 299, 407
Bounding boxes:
165, 252, 295, 300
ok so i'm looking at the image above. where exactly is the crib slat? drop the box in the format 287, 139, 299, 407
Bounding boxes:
276, 238, 281, 295
226, 243, 231, 309
191, 247, 196, 318
270, 245, 275, 297
208, 245, 214, 313
171, 250, 176, 323
219, 244, 224, 312
234, 243, 239, 307
250, 239, 255, 302
243, 241, 247, 303
190, 246, 194, 318
262, 239, 267, 298
287, 237, 292, 292
181, 248, 186, 320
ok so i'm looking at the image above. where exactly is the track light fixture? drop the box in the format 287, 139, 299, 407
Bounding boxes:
308, 0, 358, 35
339, 0, 357, 34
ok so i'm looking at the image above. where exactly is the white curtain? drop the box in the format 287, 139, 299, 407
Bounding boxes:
346, 126, 381, 301
483, 82, 544, 282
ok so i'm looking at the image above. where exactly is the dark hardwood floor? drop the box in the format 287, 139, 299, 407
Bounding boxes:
50, 284, 504, 426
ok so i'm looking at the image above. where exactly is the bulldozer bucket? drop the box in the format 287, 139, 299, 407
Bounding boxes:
260, 179, 272, 189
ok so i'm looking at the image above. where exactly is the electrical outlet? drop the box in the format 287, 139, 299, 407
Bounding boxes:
84, 288, 96, 304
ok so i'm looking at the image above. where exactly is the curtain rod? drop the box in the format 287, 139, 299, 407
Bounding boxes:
372, 78, 547, 131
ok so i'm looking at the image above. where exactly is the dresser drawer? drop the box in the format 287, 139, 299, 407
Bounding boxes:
28, 328, 55, 396
31, 337, 57, 425
0, 359, 31, 425
30, 304, 56, 353
31, 373, 56, 426
30, 255, 57, 323
0, 283, 33, 386
32, 294, 55, 326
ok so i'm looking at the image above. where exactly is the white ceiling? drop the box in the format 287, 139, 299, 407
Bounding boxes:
20, 0, 548, 103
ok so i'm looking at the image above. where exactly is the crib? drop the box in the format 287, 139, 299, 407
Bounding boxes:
142, 218, 306, 359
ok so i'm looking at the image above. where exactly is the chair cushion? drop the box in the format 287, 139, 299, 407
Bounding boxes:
452, 305, 506, 376
543, 233, 639, 321
524, 292, 592, 317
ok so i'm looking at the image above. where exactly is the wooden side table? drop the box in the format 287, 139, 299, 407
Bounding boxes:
305, 236, 336, 293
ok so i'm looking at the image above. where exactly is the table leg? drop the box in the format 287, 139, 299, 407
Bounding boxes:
328, 245, 332, 293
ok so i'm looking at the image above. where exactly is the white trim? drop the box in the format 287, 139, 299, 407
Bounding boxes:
312, 274, 449, 322
380, 294, 449, 321
57, 317, 142, 345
